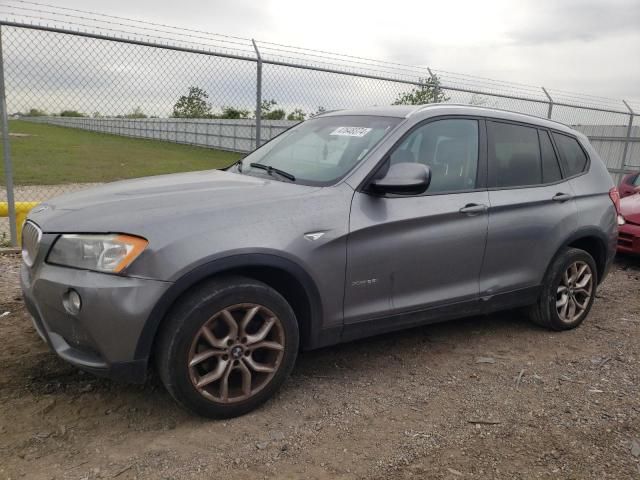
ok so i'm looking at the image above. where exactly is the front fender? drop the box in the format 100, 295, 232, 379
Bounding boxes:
133, 252, 325, 363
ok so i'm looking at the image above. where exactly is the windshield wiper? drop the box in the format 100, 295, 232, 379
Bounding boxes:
249, 163, 296, 182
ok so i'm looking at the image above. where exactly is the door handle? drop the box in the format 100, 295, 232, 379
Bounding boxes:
552, 193, 572, 202
459, 203, 488, 215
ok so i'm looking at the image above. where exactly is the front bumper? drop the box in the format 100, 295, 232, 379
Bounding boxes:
618, 222, 640, 255
21, 258, 171, 383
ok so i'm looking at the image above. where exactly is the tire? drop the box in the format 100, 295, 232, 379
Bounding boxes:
528, 248, 598, 331
155, 275, 299, 418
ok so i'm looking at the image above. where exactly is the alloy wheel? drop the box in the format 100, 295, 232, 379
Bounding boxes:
556, 261, 593, 323
188, 303, 285, 403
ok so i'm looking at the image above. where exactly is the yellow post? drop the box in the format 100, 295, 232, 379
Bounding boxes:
0, 201, 39, 244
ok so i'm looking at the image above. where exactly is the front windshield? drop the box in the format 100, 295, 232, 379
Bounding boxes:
238, 115, 401, 185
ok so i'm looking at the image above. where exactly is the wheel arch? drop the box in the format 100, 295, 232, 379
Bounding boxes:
134, 253, 323, 364
558, 228, 609, 284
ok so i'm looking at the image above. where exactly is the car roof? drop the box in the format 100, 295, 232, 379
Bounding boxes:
320, 104, 576, 135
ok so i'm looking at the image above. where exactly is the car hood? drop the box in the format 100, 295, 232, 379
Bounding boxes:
28, 169, 320, 233
621, 193, 640, 225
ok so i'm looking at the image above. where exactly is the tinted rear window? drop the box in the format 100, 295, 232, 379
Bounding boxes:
488, 122, 541, 188
552, 133, 588, 177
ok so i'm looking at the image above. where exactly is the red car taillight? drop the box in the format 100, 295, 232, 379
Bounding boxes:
609, 187, 625, 225
609, 187, 621, 212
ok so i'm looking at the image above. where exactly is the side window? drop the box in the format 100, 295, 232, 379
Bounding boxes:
552, 133, 588, 177
488, 121, 541, 188
389, 119, 478, 193
539, 130, 562, 183
633, 174, 640, 187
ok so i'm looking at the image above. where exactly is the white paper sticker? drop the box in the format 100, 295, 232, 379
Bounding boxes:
330, 126, 372, 137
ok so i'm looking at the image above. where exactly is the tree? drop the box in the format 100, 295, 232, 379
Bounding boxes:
260, 99, 286, 120
219, 106, 250, 119
26, 108, 46, 117
264, 108, 286, 120
173, 87, 212, 118
124, 106, 148, 119
260, 99, 277, 118
60, 110, 85, 117
287, 108, 306, 121
393, 74, 449, 105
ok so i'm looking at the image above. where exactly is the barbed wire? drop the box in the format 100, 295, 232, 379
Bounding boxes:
0, 1, 637, 112
0, 4, 255, 51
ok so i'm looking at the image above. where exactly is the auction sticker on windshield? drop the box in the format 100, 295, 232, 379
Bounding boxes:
330, 127, 372, 137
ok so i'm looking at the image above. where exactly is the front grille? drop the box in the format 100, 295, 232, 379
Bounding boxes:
22, 221, 42, 267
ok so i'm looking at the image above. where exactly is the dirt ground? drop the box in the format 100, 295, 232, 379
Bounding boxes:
1, 252, 639, 480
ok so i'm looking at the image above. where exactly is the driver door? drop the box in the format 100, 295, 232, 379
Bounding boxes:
343, 117, 489, 330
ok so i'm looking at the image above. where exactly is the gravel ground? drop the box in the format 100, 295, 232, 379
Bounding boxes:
1, 252, 639, 480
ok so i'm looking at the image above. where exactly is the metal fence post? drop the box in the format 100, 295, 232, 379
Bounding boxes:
252, 39, 262, 149
0, 25, 18, 247
621, 100, 634, 173
541, 87, 553, 119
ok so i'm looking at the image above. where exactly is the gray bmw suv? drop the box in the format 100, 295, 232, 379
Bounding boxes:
21, 104, 620, 418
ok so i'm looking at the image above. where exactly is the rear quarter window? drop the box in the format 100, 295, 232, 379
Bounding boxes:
552, 133, 588, 177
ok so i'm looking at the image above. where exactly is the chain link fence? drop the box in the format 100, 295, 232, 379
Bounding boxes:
0, 2, 639, 245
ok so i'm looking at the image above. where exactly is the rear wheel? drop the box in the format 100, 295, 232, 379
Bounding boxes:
156, 276, 299, 418
528, 248, 597, 330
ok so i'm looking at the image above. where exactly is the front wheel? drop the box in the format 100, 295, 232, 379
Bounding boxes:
156, 276, 299, 418
528, 248, 598, 330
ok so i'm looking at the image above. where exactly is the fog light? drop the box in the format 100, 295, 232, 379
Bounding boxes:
63, 289, 82, 315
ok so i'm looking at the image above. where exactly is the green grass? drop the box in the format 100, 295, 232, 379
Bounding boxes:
0, 120, 242, 185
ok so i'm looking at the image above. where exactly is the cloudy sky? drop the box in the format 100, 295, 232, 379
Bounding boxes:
1, 0, 638, 119
41, 0, 639, 102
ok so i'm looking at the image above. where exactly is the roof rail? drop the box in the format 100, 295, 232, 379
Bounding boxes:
407, 103, 571, 128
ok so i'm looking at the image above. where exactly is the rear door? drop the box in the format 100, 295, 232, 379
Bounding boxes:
480, 120, 578, 301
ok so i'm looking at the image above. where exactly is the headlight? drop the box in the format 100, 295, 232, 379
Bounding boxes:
47, 234, 148, 273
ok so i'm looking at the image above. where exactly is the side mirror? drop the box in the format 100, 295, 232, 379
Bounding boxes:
370, 162, 431, 196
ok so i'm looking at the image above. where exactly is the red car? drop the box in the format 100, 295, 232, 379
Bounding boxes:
619, 193, 640, 255
619, 171, 640, 198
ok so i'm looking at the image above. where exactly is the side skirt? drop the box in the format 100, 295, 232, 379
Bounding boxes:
313, 285, 542, 348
